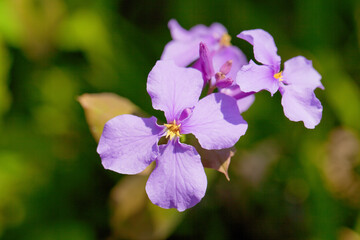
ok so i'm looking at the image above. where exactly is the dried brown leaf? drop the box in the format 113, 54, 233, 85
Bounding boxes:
188, 135, 235, 181
78, 93, 140, 142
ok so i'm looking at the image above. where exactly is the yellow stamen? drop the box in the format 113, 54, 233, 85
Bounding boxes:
273, 71, 284, 82
164, 120, 181, 140
216, 72, 226, 80
220, 33, 232, 47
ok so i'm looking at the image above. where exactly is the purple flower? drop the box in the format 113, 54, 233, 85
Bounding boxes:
193, 42, 255, 113
97, 60, 248, 211
161, 19, 232, 67
236, 29, 324, 128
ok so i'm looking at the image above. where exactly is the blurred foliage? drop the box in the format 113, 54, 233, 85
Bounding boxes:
0, 0, 359, 239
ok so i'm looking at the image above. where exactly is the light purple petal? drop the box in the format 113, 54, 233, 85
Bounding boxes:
97, 115, 163, 174
280, 85, 323, 129
188, 23, 212, 36
220, 85, 254, 99
209, 22, 228, 39
236, 94, 255, 113
161, 40, 201, 67
220, 85, 255, 113
145, 140, 207, 212
212, 46, 248, 81
215, 77, 233, 88
283, 56, 324, 90
168, 19, 222, 42
181, 93, 248, 150
147, 60, 203, 122
220, 60, 233, 75
237, 29, 281, 70
189, 22, 227, 45
178, 107, 194, 122
161, 20, 227, 67
168, 19, 192, 41
236, 60, 279, 95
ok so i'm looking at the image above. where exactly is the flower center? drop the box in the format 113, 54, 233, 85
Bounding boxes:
220, 33, 232, 47
273, 71, 284, 82
164, 120, 181, 140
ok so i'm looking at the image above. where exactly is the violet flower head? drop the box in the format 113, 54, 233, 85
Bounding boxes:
161, 19, 232, 67
97, 60, 247, 211
236, 29, 324, 128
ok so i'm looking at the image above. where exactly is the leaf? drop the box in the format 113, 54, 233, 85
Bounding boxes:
78, 93, 141, 142
200, 147, 235, 181
188, 135, 235, 181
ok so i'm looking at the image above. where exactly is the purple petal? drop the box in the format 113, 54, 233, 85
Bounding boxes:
145, 140, 207, 212
161, 40, 201, 67
97, 115, 164, 174
220, 85, 254, 99
220, 60, 233, 75
215, 76, 233, 88
147, 60, 203, 122
209, 22, 228, 39
189, 23, 214, 36
189, 22, 227, 46
237, 29, 281, 69
212, 46, 248, 81
236, 94, 255, 113
178, 107, 194, 122
220, 85, 255, 113
280, 85, 323, 129
283, 56, 324, 90
236, 60, 279, 95
168, 19, 192, 41
181, 93, 248, 150
231, 91, 256, 114
161, 21, 227, 67
168, 19, 222, 43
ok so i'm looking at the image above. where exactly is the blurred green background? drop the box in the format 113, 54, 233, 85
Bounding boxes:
0, 0, 359, 239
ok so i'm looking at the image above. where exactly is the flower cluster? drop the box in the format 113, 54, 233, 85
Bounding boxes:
97, 20, 323, 211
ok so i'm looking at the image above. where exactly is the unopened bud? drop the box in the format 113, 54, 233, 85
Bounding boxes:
216, 77, 233, 88
220, 60, 233, 75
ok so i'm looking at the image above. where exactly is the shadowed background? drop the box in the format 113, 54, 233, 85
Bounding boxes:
0, 0, 359, 239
